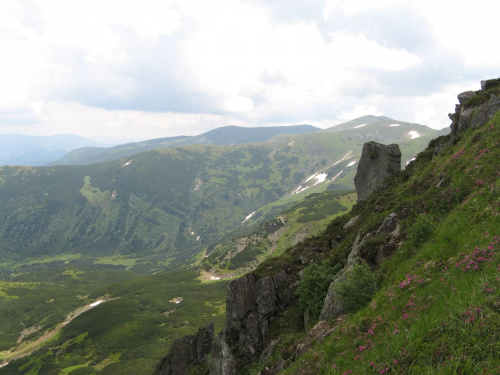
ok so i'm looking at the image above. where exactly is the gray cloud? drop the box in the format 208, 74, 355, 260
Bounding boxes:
46, 21, 221, 114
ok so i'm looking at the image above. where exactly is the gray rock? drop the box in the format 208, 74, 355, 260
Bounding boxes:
347, 234, 363, 266
450, 80, 500, 136
377, 213, 399, 235
457, 90, 476, 105
343, 215, 360, 229
354, 142, 401, 201
209, 331, 237, 375
154, 322, 214, 375
210, 270, 293, 375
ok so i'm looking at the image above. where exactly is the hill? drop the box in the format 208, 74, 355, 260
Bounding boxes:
49, 125, 320, 166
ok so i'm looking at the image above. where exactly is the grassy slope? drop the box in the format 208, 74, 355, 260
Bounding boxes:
248, 113, 500, 374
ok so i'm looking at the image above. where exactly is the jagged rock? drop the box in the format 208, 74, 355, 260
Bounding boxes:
210, 270, 292, 375
450, 79, 500, 136
347, 234, 363, 266
343, 215, 360, 229
354, 142, 401, 201
154, 322, 214, 375
377, 212, 399, 235
209, 332, 237, 375
457, 90, 476, 105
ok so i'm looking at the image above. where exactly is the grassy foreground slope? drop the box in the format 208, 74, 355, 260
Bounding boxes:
247, 112, 500, 374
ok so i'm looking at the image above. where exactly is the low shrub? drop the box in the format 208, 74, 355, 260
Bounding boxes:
297, 261, 341, 319
332, 262, 377, 313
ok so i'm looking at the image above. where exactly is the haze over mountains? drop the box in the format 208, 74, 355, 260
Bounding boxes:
0, 134, 106, 167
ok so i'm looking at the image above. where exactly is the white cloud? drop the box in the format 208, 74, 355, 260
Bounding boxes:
0, 0, 497, 140
339, 104, 382, 122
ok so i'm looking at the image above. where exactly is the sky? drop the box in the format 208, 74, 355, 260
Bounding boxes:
1, 0, 499, 143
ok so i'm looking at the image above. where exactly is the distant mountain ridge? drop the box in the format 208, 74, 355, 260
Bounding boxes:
49, 125, 320, 166
0, 134, 106, 166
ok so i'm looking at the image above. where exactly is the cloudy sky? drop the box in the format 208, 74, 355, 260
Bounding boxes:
1, 0, 499, 142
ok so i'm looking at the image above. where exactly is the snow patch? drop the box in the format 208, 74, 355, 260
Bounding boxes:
346, 160, 357, 167
292, 185, 310, 195
89, 300, 104, 308
196, 236, 200, 241
210, 276, 221, 280
388, 124, 400, 127
330, 170, 344, 182
313, 172, 328, 186
121, 160, 132, 167
169, 297, 183, 304
332, 152, 353, 167
353, 124, 367, 128
406, 157, 416, 166
408, 131, 421, 139
242, 211, 256, 223
305, 173, 317, 183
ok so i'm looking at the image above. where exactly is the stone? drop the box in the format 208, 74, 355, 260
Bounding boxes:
354, 142, 401, 201
209, 270, 294, 375
343, 215, 360, 229
347, 234, 363, 266
377, 213, 399, 235
457, 90, 476, 105
450, 80, 500, 136
154, 322, 214, 375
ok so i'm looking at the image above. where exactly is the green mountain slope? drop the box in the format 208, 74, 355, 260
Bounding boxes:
0, 120, 440, 273
49, 125, 320, 166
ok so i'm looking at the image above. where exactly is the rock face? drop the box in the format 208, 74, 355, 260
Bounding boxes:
449, 78, 500, 136
353, 142, 401, 201
209, 270, 292, 375
154, 322, 214, 375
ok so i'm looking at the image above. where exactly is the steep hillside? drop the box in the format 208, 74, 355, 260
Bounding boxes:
49, 125, 320, 166
151, 79, 500, 375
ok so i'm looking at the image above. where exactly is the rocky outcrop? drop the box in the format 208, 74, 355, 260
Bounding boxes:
320, 212, 401, 320
449, 78, 500, 136
209, 270, 293, 375
354, 142, 401, 201
154, 322, 214, 375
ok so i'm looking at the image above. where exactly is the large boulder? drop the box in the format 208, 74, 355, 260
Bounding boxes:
353, 142, 401, 201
